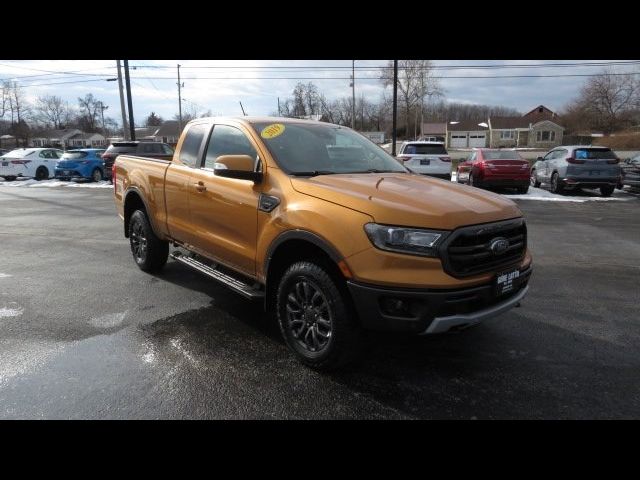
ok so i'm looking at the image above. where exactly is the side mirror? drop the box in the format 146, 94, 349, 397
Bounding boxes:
214, 154, 262, 182
536, 156, 544, 161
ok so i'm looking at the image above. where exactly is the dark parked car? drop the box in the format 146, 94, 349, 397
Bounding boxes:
620, 155, 640, 189
101, 141, 174, 179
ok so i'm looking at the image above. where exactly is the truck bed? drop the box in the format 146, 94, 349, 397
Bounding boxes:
114, 155, 172, 238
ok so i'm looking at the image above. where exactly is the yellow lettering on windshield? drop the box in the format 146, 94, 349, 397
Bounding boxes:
261, 123, 285, 139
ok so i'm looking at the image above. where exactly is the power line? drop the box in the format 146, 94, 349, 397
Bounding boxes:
128, 60, 640, 70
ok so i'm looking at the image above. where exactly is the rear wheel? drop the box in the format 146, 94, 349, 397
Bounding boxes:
128, 210, 168, 273
530, 169, 541, 187
91, 168, 103, 182
35, 166, 49, 181
550, 172, 564, 194
277, 260, 361, 371
468, 173, 482, 189
600, 185, 615, 197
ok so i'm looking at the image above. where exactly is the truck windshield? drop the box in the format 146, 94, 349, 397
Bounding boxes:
252, 122, 407, 176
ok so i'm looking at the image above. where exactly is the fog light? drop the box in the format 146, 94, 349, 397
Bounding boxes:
380, 297, 413, 317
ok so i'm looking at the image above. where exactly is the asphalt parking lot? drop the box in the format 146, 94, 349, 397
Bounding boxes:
0, 185, 639, 419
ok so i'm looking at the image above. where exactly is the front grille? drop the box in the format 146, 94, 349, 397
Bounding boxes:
440, 218, 526, 277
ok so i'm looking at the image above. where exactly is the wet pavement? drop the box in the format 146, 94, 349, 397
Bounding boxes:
0, 186, 639, 419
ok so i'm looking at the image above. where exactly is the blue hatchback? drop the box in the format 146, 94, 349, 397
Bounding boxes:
55, 149, 106, 182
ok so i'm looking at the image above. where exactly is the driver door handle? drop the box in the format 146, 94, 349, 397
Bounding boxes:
194, 181, 206, 193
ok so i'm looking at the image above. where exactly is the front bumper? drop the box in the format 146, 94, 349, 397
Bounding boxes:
347, 265, 531, 334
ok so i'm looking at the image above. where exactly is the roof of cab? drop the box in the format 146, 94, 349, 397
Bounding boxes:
188, 116, 341, 128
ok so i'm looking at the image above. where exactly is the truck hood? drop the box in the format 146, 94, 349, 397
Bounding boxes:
290, 173, 522, 230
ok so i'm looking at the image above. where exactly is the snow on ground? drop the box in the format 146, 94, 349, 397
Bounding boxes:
503, 186, 637, 202
0, 178, 112, 189
450, 171, 637, 202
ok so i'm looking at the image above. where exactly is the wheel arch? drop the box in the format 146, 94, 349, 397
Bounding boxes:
263, 231, 347, 313
123, 188, 159, 239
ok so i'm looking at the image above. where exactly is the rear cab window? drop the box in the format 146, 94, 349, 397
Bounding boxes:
179, 124, 208, 167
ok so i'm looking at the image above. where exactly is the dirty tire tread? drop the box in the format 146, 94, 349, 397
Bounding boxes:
276, 260, 361, 371
129, 209, 168, 273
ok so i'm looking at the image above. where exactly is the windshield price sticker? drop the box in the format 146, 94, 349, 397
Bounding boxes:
261, 124, 285, 139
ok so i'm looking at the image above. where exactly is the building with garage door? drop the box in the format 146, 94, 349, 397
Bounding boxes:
489, 105, 564, 148
446, 120, 489, 148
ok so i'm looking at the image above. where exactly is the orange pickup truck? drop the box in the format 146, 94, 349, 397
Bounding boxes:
113, 117, 532, 370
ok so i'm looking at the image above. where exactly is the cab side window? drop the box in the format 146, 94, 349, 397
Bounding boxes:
179, 124, 208, 168
161, 144, 174, 155
204, 125, 258, 171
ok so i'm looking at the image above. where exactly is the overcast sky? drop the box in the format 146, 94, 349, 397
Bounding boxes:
1, 60, 637, 126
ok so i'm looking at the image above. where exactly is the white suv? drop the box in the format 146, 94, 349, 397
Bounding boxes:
0, 148, 64, 181
396, 141, 452, 179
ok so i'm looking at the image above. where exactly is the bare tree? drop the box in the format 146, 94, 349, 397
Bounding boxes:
575, 69, 640, 134
6, 82, 30, 124
77, 94, 102, 132
35, 95, 68, 129
380, 60, 443, 139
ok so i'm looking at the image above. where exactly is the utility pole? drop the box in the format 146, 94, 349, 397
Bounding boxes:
392, 60, 398, 156
116, 60, 129, 140
351, 60, 356, 129
177, 64, 184, 133
123, 60, 135, 141
98, 102, 109, 135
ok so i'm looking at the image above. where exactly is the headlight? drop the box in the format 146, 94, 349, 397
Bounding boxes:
364, 223, 448, 257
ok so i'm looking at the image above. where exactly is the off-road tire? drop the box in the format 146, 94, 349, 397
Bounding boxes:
276, 260, 361, 371
128, 209, 169, 273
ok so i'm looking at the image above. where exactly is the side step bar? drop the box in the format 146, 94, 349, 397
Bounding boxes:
170, 251, 264, 300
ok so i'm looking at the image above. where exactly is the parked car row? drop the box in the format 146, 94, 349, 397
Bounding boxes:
0, 141, 175, 182
453, 145, 626, 198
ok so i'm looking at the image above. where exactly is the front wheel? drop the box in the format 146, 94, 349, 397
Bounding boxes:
128, 210, 169, 273
91, 168, 103, 182
517, 185, 529, 194
276, 261, 361, 371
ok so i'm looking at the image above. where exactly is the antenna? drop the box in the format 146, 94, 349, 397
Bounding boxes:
239, 101, 247, 116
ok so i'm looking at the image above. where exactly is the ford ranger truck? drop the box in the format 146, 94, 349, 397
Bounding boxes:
113, 117, 532, 370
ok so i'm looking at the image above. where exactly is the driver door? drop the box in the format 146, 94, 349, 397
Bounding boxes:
187, 123, 261, 276
542, 150, 556, 181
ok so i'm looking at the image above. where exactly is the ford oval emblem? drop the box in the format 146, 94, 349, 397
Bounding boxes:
489, 237, 509, 255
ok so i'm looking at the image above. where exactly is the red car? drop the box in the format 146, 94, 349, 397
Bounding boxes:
456, 148, 530, 193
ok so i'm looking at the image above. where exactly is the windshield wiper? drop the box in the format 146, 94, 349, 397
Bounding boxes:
347, 169, 405, 174
289, 170, 336, 177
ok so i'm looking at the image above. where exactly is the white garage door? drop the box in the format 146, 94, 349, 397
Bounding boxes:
469, 133, 486, 147
451, 134, 468, 148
